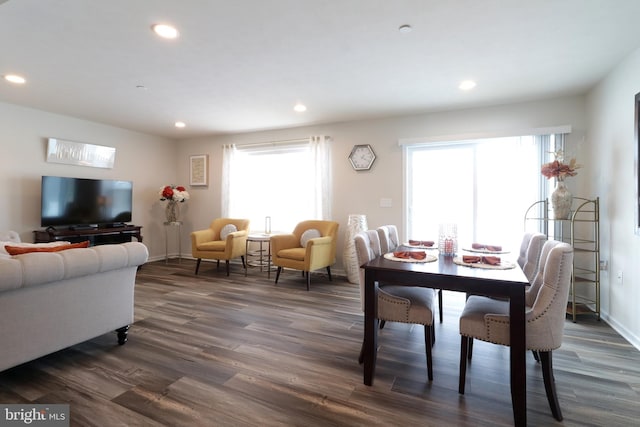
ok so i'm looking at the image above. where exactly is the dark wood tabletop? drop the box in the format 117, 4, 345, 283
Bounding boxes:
362, 254, 529, 427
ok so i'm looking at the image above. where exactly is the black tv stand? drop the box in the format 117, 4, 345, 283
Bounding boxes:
34, 225, 142, 245
102, 222, 127, 229
70, 224, 99, 231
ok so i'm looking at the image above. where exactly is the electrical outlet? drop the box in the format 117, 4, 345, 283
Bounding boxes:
616, 270, 623, 284
599, 260, 608, 271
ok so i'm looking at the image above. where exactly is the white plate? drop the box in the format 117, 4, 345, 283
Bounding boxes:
462, 247, 509, 254
402, 242, 438, 250
384, 252, 438, 263
453, 256, 516, 269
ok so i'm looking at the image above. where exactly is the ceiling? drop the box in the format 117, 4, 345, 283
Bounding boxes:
2, 0, 640, 140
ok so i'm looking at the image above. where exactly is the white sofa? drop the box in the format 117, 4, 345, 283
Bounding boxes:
0, 235, 148, 372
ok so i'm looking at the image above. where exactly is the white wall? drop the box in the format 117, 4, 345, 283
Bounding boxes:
586, 47, 640, 349
0, 102, 177, 260
178, 95, 587, 272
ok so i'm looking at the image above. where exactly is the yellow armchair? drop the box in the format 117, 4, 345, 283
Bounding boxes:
191, 218, 250, 276
271, 220, 339, 290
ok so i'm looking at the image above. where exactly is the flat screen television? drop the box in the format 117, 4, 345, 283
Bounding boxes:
41, 176, 133, 229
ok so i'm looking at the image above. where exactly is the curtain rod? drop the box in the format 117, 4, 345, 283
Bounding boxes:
234, 137, 310, 149
398, 125, 572, 146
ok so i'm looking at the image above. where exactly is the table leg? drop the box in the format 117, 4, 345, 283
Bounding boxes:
177, 223, 181, 264
245, 239, 249, 276
267, 240, 272, 279
363, 269, 378, 386
259, 240, 265, 272
164, 225, 169, 264
509, 287, 527, 427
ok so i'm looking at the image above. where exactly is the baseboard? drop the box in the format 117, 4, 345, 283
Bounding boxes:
601, 311, 640, 351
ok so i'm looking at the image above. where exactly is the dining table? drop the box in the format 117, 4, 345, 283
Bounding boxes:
362, 253, 530, 427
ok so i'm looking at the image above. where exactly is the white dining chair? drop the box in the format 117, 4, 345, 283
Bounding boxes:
458, 240, 573, 421
519, 232, 546, 282
377, 225, 444, 323
355, 229, 437, 380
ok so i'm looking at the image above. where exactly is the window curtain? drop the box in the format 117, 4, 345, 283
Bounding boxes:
310, 135, 332, 219
221, 136, 332, 231
221, 143, 237, 217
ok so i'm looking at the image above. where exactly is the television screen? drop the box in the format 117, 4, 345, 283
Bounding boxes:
41, 176, 133, 228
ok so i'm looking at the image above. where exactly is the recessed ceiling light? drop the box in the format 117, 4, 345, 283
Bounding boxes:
4, 74, 26, 84
399, 24, 412, 34
175, 121, 186, 128
152, 24, 179, 39
459, 80, 477, 90
293, 103, 307, 112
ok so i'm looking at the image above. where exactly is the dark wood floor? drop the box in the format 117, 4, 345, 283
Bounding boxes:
1, 259, 639, 426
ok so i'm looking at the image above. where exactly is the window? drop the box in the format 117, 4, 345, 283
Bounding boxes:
404, 135, 554, 252
222, 137, 331, 233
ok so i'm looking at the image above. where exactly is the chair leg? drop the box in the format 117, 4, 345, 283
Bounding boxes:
532, 350, 540, 362
216, 260, 220, 270
275, 266, 282, 283
326, 266, 332, 281
540, 351, 563, 421
424, 324, 433, 381
379, 320, 386, 329
241, 255, 246, 268
225, 260, 230, 276
438, 289, 443, 323
195, 258, 201, 274
431, 322, 436, 345
306, 271, 310, 291
459, 335, 469, 394
468, 337, 474, 360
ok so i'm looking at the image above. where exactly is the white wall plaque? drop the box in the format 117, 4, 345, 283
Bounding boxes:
46, 138, 116, 169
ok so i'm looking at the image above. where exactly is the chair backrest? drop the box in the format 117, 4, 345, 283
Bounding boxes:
209, 218, 250, 239
526, 239, 562, 307
521, 232, 546, 282
377, 225, 399, 253
292, 220, 339, 241
354, 230, 382, 312
517, 232, 534, 268
525, 241, 573, 350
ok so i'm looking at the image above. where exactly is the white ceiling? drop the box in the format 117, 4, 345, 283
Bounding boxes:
2, 0, 640, 139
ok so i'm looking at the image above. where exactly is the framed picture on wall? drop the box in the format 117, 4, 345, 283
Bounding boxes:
635, 92, 640, 234
190, 154, 209, 186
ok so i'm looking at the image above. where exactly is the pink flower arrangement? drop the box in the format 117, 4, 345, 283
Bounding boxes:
159, 185, 190, 202
541, 151, 580, 181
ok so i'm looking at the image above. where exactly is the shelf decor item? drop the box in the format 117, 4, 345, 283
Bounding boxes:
541, 150, 581, 220
551, 181, 573, 220
344, 214, 368, 284
159, 185, 190, 223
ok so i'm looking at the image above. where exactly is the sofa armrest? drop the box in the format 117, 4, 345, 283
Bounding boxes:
227, 230, 248, 256
270, 233, 299, 254
306, 236, 336, 270
191, 228, 216, 251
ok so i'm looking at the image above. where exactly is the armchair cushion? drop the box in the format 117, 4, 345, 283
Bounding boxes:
300, 228, 321, 247
220, 224, 237, 240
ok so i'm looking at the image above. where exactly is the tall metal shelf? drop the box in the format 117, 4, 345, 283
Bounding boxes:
524, 197, 600, 322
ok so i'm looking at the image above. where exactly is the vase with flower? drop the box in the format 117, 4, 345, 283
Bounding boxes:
541, 151, 581, 219
159, 185, 190, 222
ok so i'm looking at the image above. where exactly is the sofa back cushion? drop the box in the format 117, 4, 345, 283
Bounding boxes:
4, 241, 89, 256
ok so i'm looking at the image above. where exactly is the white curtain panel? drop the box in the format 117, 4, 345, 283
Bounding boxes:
221, 143, 237, 217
